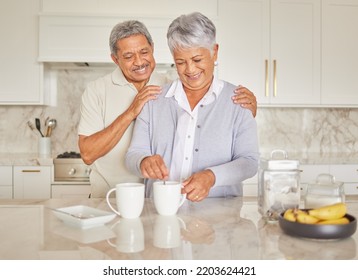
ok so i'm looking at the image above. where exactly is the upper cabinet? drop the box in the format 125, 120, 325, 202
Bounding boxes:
217, 0, 321, 106
321, 0, 358, 105
38, 0, 219, 64
0, 0, 51, 105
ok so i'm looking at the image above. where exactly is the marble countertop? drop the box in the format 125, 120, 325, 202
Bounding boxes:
1, 152, 356, 166
0, 153, 54, 166
1, 196, 357, 260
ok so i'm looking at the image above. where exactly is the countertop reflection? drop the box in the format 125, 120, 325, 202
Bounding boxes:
0, 196, 357, 260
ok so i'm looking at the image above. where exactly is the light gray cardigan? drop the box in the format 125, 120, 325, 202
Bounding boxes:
125, 80, 259, 197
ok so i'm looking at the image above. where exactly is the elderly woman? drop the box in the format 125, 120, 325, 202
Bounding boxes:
125, 12, 259, 202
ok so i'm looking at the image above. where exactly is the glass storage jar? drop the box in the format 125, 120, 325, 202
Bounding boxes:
304, 173, 344, 209
258, 150, 300, 221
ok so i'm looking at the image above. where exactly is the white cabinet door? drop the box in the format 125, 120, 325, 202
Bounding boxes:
329, 164, 358, 195
0, 166, 13, 199
13, 166, 51, 199
242, 175, 258, 197
217, 0, 320, 106
39, 0, 218, 64
321, 0, 358, 106
39, 16, 173, 64
217, 0, 269, 104
300, 164, 330, 194
41, 0, 218, 17
301, 164, 358, 195
0, 0, 45, 105
300, 164, 330, 183
0, 166, 12, 186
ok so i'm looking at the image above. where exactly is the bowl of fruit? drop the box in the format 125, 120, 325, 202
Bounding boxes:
279, 203, 357, 239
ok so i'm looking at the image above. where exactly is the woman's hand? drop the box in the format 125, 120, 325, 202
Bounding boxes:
140, 154, 169, 180
182, 170, 215, 202
232, 85, 257, 117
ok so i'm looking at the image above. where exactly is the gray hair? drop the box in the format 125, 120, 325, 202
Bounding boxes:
109, 20, 154, 55
167, 12, 216, 55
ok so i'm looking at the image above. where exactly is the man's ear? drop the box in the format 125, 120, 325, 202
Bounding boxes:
151, 42, 155, 53
111, 54, 119, 66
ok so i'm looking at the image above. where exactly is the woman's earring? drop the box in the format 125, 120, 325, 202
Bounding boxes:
214, 61, 218, 66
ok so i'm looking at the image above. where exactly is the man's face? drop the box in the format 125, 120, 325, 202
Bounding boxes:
111, 34, 156, 86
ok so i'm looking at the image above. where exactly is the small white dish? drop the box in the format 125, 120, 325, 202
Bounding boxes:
52, 205, 116, 229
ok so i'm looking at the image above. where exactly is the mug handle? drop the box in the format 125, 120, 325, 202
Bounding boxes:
106, 188, 121, 216
177, 216, 187, 230
178, 193, 186, 208
106, 220, 121, 248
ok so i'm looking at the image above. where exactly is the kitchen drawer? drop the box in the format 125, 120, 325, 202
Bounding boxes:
0, 166, 12, 186
300, 164, 330, 182
343, 183, 358, 195
13, 166, 51, 199
329, 164, 358, 182
0, 187, 12, 199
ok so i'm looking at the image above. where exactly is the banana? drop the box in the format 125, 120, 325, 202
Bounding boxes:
295, 210, 320, 224
308, 203, 347, 220
317, 217, 350, 225
283, 209, 296, 222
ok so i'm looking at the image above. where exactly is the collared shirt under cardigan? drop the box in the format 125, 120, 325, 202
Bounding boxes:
125, 77, 259, 198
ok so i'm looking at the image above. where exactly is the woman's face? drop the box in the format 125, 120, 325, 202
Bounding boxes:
173, 45, 218, 93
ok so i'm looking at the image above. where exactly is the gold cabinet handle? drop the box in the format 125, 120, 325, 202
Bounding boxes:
273, 59, 277, 97
22, 170, 41, 173
265, 59, 269, 97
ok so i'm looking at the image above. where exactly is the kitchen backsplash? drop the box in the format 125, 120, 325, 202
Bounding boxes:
0, 67, 357, 161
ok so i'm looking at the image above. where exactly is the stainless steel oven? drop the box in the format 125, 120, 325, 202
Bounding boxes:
51, 152, 92, 198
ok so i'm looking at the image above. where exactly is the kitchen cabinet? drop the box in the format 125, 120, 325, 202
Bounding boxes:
39, 16, 173, 64
13, 166, 51, 199
217, 0, 320, 106
0, 166, 13, 199
242, 175, 258, 197
300, 164, 330, 194
330, 164, 358, 195
38, 0, 218, 64
239, 163, 358, 197
300, 164, 358, 195
41, 0, 218, 17
321, 0, 358, 106
0, 0, 50, 105
51, 183, 91, 199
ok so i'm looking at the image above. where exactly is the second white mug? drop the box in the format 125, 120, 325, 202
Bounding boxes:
106, 183, 145, 219
153, 181, 186, 216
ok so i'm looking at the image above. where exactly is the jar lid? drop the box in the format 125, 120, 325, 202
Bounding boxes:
260, 149, 299, 170
307, 173, 344, 192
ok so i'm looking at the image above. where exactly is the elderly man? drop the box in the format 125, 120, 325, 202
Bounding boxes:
78, 20, 257, 198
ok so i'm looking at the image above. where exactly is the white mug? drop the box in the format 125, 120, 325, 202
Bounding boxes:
106, 183, 144, 219
153, 215, 186, 249
153, 181, 186, 216
107, 218, 144, 253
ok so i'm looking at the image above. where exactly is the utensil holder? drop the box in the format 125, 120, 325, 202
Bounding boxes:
38, 137, 51, 156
